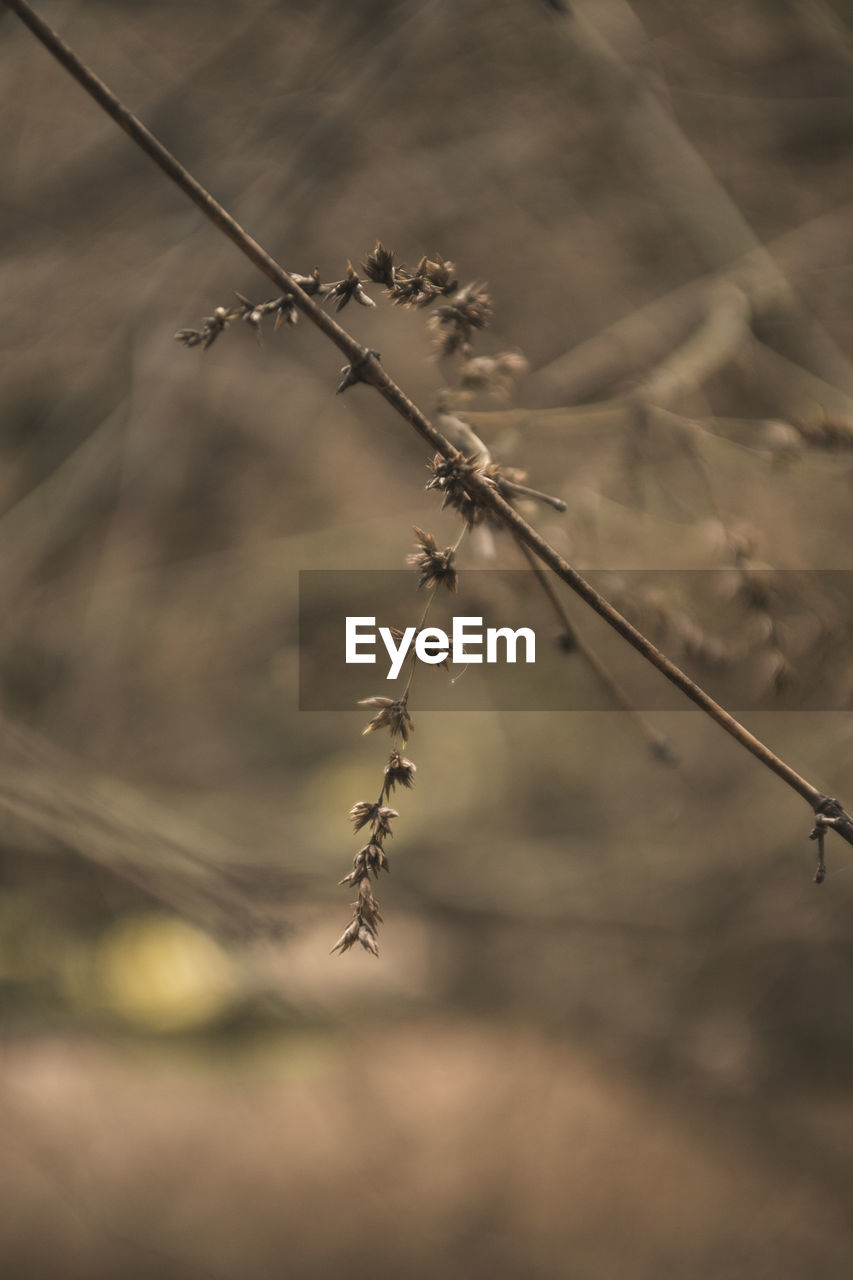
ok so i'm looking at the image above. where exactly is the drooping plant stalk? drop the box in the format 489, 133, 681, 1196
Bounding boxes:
6, 0, 853, 876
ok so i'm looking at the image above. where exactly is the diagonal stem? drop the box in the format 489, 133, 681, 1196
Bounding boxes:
6, 0, 853, 853
513, 535, 677, 765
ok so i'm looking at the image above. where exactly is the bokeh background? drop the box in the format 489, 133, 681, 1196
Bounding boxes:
2, 0, 853, 1276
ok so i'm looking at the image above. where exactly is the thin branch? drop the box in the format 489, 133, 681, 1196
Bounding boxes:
513, 535, 677, 764
7, 0, 853, 859
633, 281, 750, 408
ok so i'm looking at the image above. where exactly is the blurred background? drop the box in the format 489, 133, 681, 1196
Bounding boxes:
2, 0, 853, 1276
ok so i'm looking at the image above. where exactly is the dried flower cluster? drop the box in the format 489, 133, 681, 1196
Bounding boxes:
176, 241, 492, 358
407, 527, 458, 592
458, 351, 530, 400
175, 273, 323, 348
426, 452, 498, 527
364, 244, 459, 312
427, 282, 494, 357
330, 699, 415, 958
358, 695, 414, 743
332, 525, 461, 956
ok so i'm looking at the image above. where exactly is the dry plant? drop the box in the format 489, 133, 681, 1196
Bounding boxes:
175, 239, 578, 951
330, 527, 461, 955
6, 0, 853, 959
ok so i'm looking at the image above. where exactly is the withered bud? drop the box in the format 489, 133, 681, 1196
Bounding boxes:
331, 911, 380, 957
362, 242, 396, 287
407, 527, 458, 592
460, 351, 529, 396
418, 254, 457, 293
348, 802, 398, 839
356, 923, 380, 956
330, 920, 360, 955
175, 328, 207, 349
389, 273, 437, 308
426, 452, 494, 527
175, 305, 231, 350
372, 806, 398, 839
357, 878, 384, 929
349, 801, 377, 833
339, 841, 389, 886
358, 696, 414, 742
384, 751, 416, 791
232, 292, 265, 332
274, 297, 299, 329
364, 841, 389, 877
429, 282, 492, 356
325, 261, 375, 312
291, 268, 323, 297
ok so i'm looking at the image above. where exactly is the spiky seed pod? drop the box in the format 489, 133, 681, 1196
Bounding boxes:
362, 241, 396, 287
407, 527, 458, 592
325, 261, 375, 312
384, 751, 417, 791
428, 282, 492, 355
426, 453, 495, 527
358, 696, 414, 742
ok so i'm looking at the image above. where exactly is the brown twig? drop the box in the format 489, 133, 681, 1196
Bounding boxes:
7, 0, 853, 866
513, 536, 677, 764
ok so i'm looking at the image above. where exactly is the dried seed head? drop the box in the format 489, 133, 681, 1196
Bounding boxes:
362, 241, 396, 288
356, 923, 380, 956
419, 254, 457, 293
349, 801, 377, 833
372, 805, 398, 840
460, 350, 529, 398
407, 527, 458, 592
348, 801, 398, 839
364, 841, 390, 877
330, 919, 361, 954
325, 261, 375, 312
175, 327, 206, 349
426, 453, 495, 527
357, 878, 384, 929
358, 696, 414, 742
330, 905, 381, 956
384, 751, 417, 791
428, 282, 492, 356
389, 273, 436, 308
339, 841, 389, 887
274, 297, 299, 330
386, 253, 458, 309
175, 305, 232, 350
